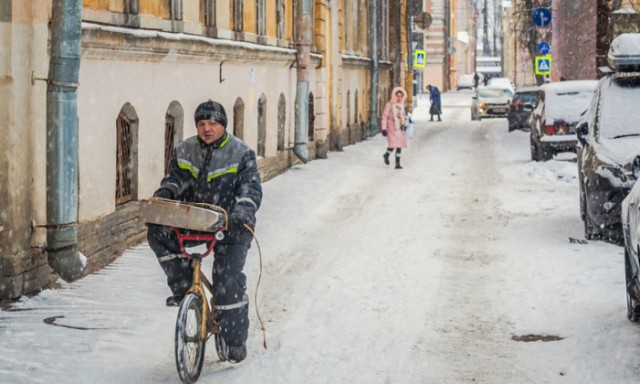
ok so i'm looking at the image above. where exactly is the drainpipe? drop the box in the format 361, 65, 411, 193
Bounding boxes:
293, 0, 311, 163
394, 0, 402, 85
46, 0, 86, 282
370, 0, 379, 134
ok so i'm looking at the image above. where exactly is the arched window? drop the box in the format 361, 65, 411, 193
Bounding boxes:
115, 103, 139, 205
308, 92, 315, 141
347, 90, 351, 126
233, 98, 245, 140
354, 89, 359, 124
277, 93, 286, 151
257, 94, 267, 157
165, 101, 184, 175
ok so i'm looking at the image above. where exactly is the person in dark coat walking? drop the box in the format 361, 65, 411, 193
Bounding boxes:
147, 99, 262, 364
426, 85, 442, 122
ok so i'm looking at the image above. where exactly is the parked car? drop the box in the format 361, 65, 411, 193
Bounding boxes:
529, 80, 597, 161
507, 86, 539, 132
579, 33, 640, 244
622, 173, 640, 322
457, 74, 476, 90
471, 85, 513, 120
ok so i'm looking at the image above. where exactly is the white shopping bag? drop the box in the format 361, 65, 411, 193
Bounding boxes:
405, 121, 415, 139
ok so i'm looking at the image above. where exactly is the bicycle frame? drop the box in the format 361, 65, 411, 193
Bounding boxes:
169, 227, 223, 341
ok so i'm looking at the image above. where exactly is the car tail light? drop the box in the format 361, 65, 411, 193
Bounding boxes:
544, 124, 554, 135
509, 101, 524, 111
554, 120, 568, 135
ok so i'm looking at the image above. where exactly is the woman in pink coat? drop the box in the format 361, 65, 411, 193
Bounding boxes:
381, 86, 408, 169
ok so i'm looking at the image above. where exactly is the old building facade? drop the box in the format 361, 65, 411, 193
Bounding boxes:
0, 0, 412, 299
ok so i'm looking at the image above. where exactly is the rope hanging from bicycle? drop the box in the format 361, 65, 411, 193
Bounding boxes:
244, 224, 268, 350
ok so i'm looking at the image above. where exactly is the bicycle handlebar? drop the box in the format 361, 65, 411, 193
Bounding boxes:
169, 227, 223, 259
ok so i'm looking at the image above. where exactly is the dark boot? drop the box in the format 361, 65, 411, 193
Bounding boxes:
383, 152, 390, 165
395, 157, 403, 169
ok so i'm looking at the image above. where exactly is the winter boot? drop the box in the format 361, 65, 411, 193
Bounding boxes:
383, 152, 390, 165
166, 294, 184, 307
395, 157, 403, 169
227, 344, 247, 363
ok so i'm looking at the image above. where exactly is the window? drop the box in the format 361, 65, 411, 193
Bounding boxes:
276, 0, 285, 40
201, 0, 215, 26
115, 104, 138, 205
257, 94, 267, 157
345, 0, 351, 49
232, 0, 243, 32
277, 93, 286, 151
233, 98, 245, 139
257, 0, 266, 36
164, 101, 184, 175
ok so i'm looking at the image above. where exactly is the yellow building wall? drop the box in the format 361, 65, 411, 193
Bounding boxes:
285, 0, 293, 40
139, 0, 171, 19
84, 0, 110, 10
266, 0, 276, 37
244, 0, 257, 34
182, 0, 200, 24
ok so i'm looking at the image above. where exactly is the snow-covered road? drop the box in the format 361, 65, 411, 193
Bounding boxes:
2, 92, 639, 383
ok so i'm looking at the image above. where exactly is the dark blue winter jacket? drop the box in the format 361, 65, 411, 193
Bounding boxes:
159, 133, 262, 233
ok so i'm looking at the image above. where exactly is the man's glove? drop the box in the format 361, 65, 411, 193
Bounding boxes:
228, 210, 253, 231
153, 188, 173, 199
382, 130, 388, 137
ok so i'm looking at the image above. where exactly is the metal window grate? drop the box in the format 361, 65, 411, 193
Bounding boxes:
164, 115, 175, 175
116, 112, 133, 205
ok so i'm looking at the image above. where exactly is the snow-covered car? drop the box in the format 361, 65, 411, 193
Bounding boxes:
457, 74, 476, 90
471, 85, 513, 120
622, 172, 640, 322
579, 33, 640, 244
529, 80, 597, 161
507, 86, 539, 132
488, 77, 516, 95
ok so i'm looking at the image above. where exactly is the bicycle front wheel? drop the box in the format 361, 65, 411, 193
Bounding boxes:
175, 293, 207, 384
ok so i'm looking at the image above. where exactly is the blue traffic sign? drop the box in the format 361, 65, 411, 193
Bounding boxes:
532, 8, 551, 27
535, 55, 552, 75
537, 42, 550, 55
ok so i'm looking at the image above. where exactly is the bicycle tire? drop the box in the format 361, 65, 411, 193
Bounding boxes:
175, 293, 206, 384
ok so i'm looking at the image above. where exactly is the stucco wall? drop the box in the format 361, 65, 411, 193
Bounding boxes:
77, 36, 308, 222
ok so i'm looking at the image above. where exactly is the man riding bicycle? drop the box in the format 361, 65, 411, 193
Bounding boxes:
147, 99, 263, 363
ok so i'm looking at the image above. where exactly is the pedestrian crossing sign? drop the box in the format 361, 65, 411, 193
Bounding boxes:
535, 55, 552, 75
414, 50, 426, 68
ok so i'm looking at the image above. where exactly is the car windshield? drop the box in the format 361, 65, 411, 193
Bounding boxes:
479, 88, 512, 98
545, 88, 594, 122
598, 76, 640, 139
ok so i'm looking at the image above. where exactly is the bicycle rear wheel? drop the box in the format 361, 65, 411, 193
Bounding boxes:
175, 293, 206, 384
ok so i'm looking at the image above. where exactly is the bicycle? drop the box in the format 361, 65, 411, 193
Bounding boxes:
141, 198, 265, 383
171, 224, 229, 384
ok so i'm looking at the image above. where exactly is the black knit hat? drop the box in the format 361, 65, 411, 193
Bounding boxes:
194, 100, 227, 128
